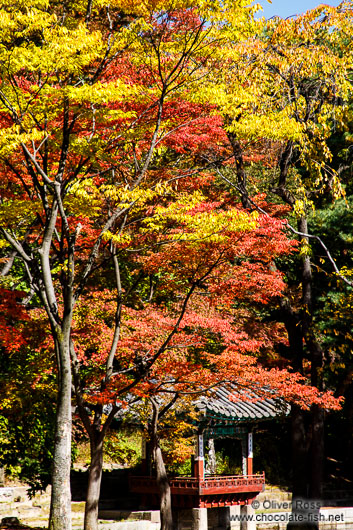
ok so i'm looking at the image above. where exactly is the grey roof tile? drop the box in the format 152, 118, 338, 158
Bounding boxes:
199, 385, 290, 423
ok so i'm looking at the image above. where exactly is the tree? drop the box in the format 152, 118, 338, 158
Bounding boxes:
0, 1, 263, 528
258, 5, 353, 503
69, 195, 298, 529
199, 2, 353, 507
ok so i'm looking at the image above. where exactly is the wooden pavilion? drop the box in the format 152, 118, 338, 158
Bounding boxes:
129, 388, 289, 529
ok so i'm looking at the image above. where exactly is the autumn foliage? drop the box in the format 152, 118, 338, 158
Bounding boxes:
1, 1, 352, 529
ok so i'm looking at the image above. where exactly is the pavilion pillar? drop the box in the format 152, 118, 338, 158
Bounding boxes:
247, 432, 253, 475
241, 432, 253, 475
173, 508, 208, 530
192, 507, 208, 530
194, 433, 205, 479
230, 505, 241, 530
240, 505, 256, 530
219, 505, 241, 530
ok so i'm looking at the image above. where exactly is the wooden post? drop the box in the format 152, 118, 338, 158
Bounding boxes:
247, 432, 253, 476
194, 433, 205, 479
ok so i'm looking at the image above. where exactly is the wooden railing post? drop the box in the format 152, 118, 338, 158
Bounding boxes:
247, 432, 253, 476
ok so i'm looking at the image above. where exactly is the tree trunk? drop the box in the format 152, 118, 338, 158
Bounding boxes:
271, 133, 327, 529
307, 336, 325, 500
289, 405, 319, 530
84, 437, 104, 530
150, 400, 173, 530
49, 340, 72, 530
291, 405, 309, 499
310, 405, 324, 500
72, 337, 118, 530
227, 131, 252, 209
154, 444, 173, 530
286, 216, 323, 530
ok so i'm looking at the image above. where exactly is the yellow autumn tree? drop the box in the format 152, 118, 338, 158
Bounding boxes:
202, 2, 353, 503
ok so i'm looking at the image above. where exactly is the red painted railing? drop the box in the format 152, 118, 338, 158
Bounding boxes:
130, 473, 265, 496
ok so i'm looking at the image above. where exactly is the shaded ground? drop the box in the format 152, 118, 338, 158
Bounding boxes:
0, 521, 42, 530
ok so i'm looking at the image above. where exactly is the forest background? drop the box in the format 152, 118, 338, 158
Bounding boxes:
0, 1, 352, 530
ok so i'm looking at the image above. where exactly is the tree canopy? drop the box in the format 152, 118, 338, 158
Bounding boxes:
0, 1, 352, 530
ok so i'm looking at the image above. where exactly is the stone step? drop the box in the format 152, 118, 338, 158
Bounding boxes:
8, 505, 44, 519
257, 487, 292, 504
99, 511, 160, 523
98, 521, 161, 530
7, 517, 160, 530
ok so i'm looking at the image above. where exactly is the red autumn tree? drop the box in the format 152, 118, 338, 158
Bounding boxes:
68, 181, 341, 529
0, 2, 257, 527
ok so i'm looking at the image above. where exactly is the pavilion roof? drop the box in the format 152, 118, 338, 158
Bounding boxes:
197, 386, 290, 424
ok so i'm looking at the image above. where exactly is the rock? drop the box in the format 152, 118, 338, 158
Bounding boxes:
1, 516, 20, 527
0, 488, 14, 503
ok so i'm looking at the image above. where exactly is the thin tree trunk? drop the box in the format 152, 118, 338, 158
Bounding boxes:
150, 400, 173, 530
49, 340, 72, 530
155, 445, 173, 530
299, 216, 325, 501
287, 216, 322, 530
227, 131, 252, 209
308, 337, 325, 500
291, 405, 309, 499
0, 250, 16, 276
72, 331, 115, 530
84, 437, 104, 530
231, 137, 326, 505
